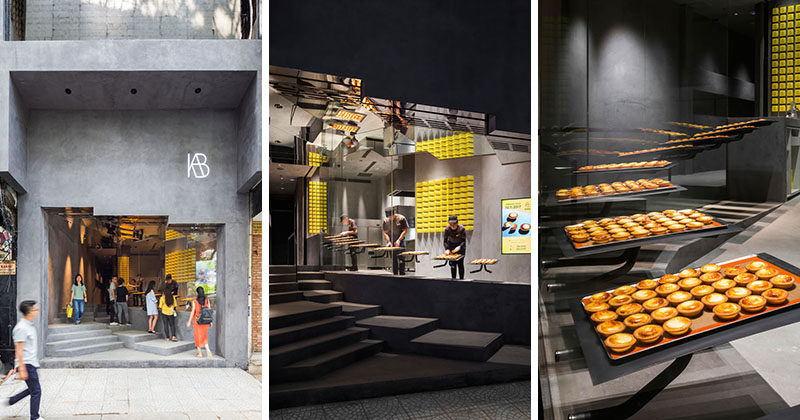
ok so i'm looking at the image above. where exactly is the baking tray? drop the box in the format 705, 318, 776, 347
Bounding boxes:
660, 135, 736, 146
544, 185, 686, 207
469, 259, 498, 265
565, 217, 727, 251
570, 253, 800, 384
572, 162, 676, 175
688, 125, 756, 138
399, 251, 429, 256
433, 254, 464, 261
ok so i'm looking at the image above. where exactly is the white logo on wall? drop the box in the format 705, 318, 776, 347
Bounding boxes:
188, 153, 210, 178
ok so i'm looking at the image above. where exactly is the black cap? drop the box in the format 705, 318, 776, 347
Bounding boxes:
448, 215, 458, 223
384, 206, 394, 216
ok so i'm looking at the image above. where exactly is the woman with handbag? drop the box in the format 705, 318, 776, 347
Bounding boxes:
186, 286, 212, 359
69, 274, 87, 324
145, 281, 159, 334
158, 285, 178, 342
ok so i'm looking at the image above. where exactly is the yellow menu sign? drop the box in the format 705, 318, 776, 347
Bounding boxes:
501, 198, 531, 254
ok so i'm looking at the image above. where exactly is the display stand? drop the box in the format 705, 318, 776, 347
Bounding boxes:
469, 261, 497, 274
572, 163, 677, 175
349, 243, 379, 255
433, 255, 464, 269
397, 251, 428, 273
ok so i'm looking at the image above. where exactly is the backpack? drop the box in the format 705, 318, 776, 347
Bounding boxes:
197, 302, 213, 325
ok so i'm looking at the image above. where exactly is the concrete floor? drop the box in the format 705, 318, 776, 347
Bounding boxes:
0, 368, 261, 419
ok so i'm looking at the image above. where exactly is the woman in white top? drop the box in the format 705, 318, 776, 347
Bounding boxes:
145, 281, 159, 334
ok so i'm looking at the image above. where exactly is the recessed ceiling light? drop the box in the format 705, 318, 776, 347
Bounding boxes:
130, 88, 137, 94
65, 88, 72, 95
195, 88, 202, 94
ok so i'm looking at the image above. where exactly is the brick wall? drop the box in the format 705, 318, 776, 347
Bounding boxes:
25, 0, 241, 40
251, 221, 262, 352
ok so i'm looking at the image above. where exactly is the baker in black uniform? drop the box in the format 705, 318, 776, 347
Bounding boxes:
382, 207, 409, 275
339, 215, 359, 271
443, 215, 467, 279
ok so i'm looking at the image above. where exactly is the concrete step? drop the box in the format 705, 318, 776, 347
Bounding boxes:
46, 334, 120, 353
334, 302, 382, 321
270, 327, 369, 369
303, 290, 343, 303
46, 322, 109, 335
46, 341, 124, 357
297, 271, 325, 281
269, 316, 355, 349
269, 265, 297, 274
269, 282, 299, 293
270, 273, 297, 283
132, 339, 197, 356
47, 327, 112, 343
355, 315, 440, 352
298, 280, 332, 290
270, 291, 305, 304
270, 339, 383, 384
269, 301, 343, 330
113, 330, 159, 346
409, 329, 504, 362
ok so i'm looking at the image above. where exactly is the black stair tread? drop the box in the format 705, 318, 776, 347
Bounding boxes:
285, 339, 382, 368
298, 280, 331, 284
269, 301, 341, 319
410, 329, 503, 348
269, 315, 354, 337
356, 315, 438, 330
270, 327, 368, 356
270, 291, 304, 296
334, 302, 381, 310
270, 281, 299, 286
302, 290, 341, 296
297, 271, 324, 275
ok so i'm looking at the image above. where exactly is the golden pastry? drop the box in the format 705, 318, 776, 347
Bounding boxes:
587, 226, 605, 234
591, 310, 620, 323
745, 261, 768, 272
608, 295, 634, 308
581, 220, 598, 227
616, 303, 644, 317
700, 264, 721, 273
650, 227, 668, 235
604, 333, 636, 353
669, 224, 686, 233
608, 228, 626, 235
667, 291, 692, 305
687, 221, 704, 230
642, 222, 659, 230
678, 277, 702, 291
637, 279, 659, 290
613, 285, 637, 296
631, 229, 650, 238
697, 216, 714, 224
678, 209, 694, 215
690, 285, 715, 299
713, 302, 741, 320
588, 292, 613, 303
677, 300, 704, 317
700, 272, 724, 284
598, 218, 614, 226
623, 313, 652, 329
770, 274, 795, 289
655, 217, 672, 225
762, 288, 789, 305
655, 283, 681, 297
733, 273, 756, 286
593, 234, 611, 244
663, 210, 678, 216
701, 292, 728, 309
712, 279, 736, 293
658, 274, 680, 284
678, 269, 701, 278
723, 266, 746, 278
623, 222, 639, 229
612, 232, 631, 241
633, 216, 650, 224
634, 324, 664, 344
739, 295, 767, 312
725, 287, 751, 302
663, 316, 692, 335
651, 307, 679, 323
571, 233, 589, 243
647, 212, 663, 218
677, 218, 694, 225
565, 224, 585, 232
606, 224, 622, 230
584, 302, 611, 313
756, 268, 779, 280
662, 220, 678, 227
642, 297, 669, 312
746, 280, 772, 294
596, 320, 626, 337
632, 289, 658, 303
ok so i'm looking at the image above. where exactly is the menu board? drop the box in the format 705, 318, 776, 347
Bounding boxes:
501, 198, 531, 254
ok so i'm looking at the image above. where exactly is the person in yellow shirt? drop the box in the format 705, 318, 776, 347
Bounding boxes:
158, 287, 178, 342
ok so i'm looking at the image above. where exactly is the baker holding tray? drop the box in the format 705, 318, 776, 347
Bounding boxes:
443, 215, 467, 280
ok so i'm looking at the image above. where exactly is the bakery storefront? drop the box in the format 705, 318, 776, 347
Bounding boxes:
541, 1, 800, 418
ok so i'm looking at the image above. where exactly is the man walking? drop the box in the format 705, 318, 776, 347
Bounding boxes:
7, 300, 44, 420
108, 276, 118, 325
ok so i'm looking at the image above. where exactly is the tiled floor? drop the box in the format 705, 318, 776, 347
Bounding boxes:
269, 380, 531, 419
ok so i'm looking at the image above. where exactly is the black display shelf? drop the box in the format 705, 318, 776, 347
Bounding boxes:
569, 252, 800, 385
658, 134, 738, 146
542, 185, 687, 207
572, 163, 677, 175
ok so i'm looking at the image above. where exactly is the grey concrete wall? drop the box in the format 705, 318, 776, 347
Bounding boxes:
236, 72, 261, 192
5, 78, 27, 193
414, 153, 531, 283
21, 109, 250, 366
26, 0, 242, 40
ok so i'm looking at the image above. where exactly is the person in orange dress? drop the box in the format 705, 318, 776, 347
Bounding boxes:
186, 286, 212, 359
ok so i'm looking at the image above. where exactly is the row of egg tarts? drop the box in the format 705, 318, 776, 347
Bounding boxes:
584, 261, 796, 353
557, 178, 673, 200
565, 209, 714, 244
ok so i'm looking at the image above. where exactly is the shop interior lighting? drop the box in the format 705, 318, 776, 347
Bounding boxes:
335, 109, 366, 122
331, 123, 360, 133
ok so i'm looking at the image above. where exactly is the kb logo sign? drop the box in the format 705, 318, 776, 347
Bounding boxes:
188, 153, 210, 178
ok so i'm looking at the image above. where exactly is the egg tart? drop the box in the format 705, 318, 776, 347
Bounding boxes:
597, 218, 614, 226
587, 226, 605, 234
623, 313, 652, 329
616, 217, 633, 224
701, 293, 728, 309
697, 216, 714, 224
612, 232, 631, 241
700, 264, 721, 273
635, 279, 658, 290
608, 295, 634, 308
616, 303, 644, 317
604, 333, 637, 353
631, 229, 650, 238
770, 274, 795, 289
571, 233, 589, 243
678, 268, 702, 278
584, 302, 611, 313
623, 222, 639, 229
605, 224, 622, 230
634, 324, 664, 344
565, 224, 585, 232
661, 220, 678, 227
667, 291, 693, 305
556, 190, 570, 199
677, 218, 694, 226
593, 234, 611, 244
591, 310, 619, 323
733, 273, 756, 286
647, 212, 663, 218
669, 224, 686, 233
651, 307, 679, 323
581, 220, 598, 227
762, 288, 789, 305
678, 277, 702, 291
739, 295, 767, 312
690, 285, 715, 299
700, 272, 724, 284
633, 216, 650, 224
746, 280, 772, 294
613, 285, 637, 296
663, 316, 692, 336
713, 302, 741, 320
655, 283, 681, 297
632, 289, 658, 303
642, 222, 659, 230
725, 287, 751, 302
663, 210, 678, 216
588, 292, 612, 304
687, 222, 704, 230
756, 268, 779, 280
678, 209, 694, 215
642, 297, 669, 312
723, 266, 747, 278
608, 228, 626, 235
650, 227, 669, 235
677, 300, 704, 317
745, 261, 768, 272
655, 217, 672, 225
712, 279, 736, 293
658, 274, 680, 284
596, 320, 626, 337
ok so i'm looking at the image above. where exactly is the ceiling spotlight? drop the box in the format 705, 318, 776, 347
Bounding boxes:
130, 88, 137, 95
195, 88, 202, 94
65, 88, 72, 95
733, 12, 739, 16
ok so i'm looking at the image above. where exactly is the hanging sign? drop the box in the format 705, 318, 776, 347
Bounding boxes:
0, 260, 17, 275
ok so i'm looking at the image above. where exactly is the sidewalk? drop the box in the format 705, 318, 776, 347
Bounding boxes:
0, 368, 261, 419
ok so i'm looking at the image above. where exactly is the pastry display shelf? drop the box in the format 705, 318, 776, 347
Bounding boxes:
349, 243, 379, 255
398, 251, 428, 265
433, 254, 464, 269
659, 134, 739, 146
542, 184, 687, 207
572, 162, 677, 175
369, 247, 404, 259
616, 143, 725, 161
469, 259, 498, 274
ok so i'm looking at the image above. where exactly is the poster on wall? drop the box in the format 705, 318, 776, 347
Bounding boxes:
501, 198, 531, 254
